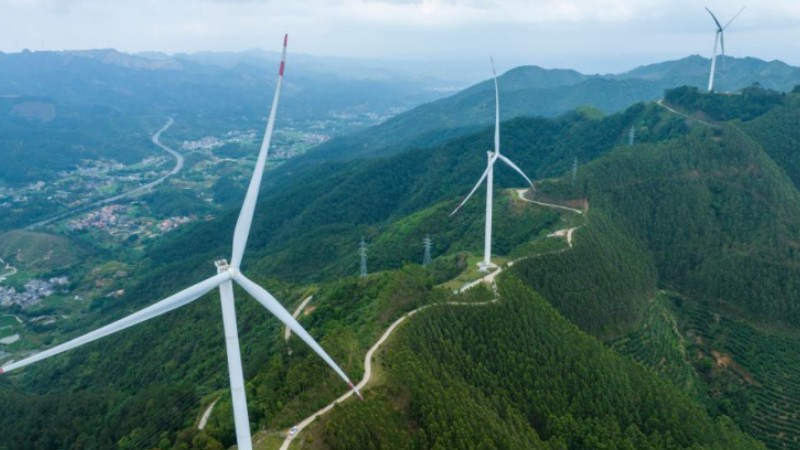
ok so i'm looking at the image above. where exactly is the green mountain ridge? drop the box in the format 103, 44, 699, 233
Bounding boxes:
308, 276, 761, 450
515, 89, 800, 448
5, 79, 800, 449
280, 55, 800, 178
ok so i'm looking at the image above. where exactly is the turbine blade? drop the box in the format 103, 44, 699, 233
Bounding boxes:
490, 56, 500, 155
497, 154, 535, 189
705, 7, 723, 31
1, 273, 229, 374
723, 6, 746, 29
450, 153, 499, 216
235, 274, 363, 400
230, 34, 288, 269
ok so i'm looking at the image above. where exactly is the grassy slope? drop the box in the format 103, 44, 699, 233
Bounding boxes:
0, 230, 89, 271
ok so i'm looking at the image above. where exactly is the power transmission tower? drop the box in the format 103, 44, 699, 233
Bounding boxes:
571, 156, 578, 186
423, 235, 432, 266
628, 126, 636, 146
359, 237, 368, 278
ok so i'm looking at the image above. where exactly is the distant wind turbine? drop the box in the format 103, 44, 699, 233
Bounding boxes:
0, 34, 361, 450
706, 6, 746, 92
450, 58, 535, 272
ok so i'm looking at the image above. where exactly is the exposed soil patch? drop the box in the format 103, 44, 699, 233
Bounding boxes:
712, 350, 758, 385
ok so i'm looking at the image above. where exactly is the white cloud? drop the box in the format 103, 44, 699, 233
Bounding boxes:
0, 0, 799, 73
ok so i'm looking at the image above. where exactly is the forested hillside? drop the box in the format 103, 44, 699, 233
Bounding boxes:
150, 103, 682, 286
284, 55, 800, 170
7, 76, 800, 450
513, 86, 800, 448
0, 95, 155, 184
306, 276, 761, 449
293, 86, 800, 449
585, 125, 800, 325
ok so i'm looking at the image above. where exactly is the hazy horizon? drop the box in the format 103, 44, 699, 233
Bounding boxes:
2, 0, 800, 75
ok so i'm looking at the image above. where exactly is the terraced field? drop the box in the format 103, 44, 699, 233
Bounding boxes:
615, 293, 800, 449
700, 313, 800, 450
610, 293, 704, 397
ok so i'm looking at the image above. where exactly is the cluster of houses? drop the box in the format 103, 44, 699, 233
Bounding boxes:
0, 276, 69, 309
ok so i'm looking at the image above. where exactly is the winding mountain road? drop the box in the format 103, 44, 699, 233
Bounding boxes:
277, 189, 584, 449
25, 118, 183, 230
656, 99, 719, 128
516, 189, 583, 214
284, 296, 314, 342
0, 258, 17, 283
278, 265, 505, 450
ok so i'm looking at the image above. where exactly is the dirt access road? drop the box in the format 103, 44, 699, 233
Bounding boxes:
277, 190, 583, 450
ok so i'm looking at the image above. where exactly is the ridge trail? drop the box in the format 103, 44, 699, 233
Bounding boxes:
656, 99, 719, 128
277, 190, 582, 450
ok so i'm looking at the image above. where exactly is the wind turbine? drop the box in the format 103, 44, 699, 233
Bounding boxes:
0, 34, 361, 450
450, 58, 535, 272
706, 6, 746, 92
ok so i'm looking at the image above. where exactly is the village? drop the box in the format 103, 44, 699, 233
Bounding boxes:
67, 204, 196, 238
0, 276, 69, 309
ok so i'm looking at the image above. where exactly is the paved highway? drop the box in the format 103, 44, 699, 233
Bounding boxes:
25, 118, 183, 230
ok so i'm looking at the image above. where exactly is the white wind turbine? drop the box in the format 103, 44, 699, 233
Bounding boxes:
0, 34, 361, 450
450, 58, 535, 272
706, 6, 746, 92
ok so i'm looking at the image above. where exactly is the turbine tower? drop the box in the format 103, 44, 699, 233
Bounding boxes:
450, 58, 535, 272
706, 6, 746, 92
359, 237, 368, 278
0, 35, 361, 450
423, 235, 432, 266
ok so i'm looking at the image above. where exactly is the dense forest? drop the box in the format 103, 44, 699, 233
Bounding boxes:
5, 70, 800, 450
288, 54, 800, 168
509, 86, 800, 447
309, 276, 761, 449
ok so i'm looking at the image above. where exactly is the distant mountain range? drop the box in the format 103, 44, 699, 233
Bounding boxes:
0, 48, 453, 188
291, 55, 800, 165
0, 48, 447, 129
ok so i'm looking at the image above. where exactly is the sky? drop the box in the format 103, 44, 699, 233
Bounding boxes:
1, 0, 799, 74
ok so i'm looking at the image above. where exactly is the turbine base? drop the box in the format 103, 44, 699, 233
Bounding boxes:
478, 261, 498, 273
